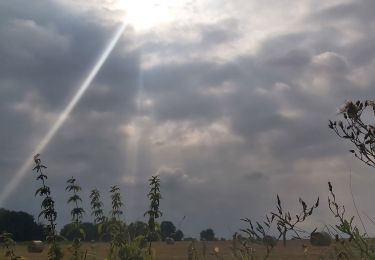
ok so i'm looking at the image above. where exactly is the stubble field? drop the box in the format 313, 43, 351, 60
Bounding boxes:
9, 240, 333, 260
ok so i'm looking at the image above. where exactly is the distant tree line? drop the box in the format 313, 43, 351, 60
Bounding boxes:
0, 208, 188, 242
0, 208, 223, 242
0, 208, 44, 241
60, 220, 185, 242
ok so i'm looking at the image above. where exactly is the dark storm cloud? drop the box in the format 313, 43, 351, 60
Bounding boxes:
316, 0, 375, 25
0, 0, 137, 110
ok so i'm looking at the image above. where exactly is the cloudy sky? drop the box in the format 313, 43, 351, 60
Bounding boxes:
1, 0, 375, 239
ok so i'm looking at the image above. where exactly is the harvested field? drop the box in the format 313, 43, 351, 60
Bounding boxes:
8, 240, 335, 259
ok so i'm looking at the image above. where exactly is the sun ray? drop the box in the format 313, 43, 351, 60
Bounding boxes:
0, 20, 127, 206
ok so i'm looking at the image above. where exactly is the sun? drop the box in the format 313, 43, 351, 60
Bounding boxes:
115, 0, 186, 31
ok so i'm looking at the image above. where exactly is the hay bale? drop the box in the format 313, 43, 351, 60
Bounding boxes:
310, 232, 332, 246
27, 240, 44, 253
166, 237, 175, 244
262, 236, 277, 248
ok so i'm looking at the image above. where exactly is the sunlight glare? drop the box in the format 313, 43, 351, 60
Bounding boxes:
115, 0, 186, 31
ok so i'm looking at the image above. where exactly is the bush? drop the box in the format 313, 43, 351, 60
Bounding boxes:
310, 232, 331, 246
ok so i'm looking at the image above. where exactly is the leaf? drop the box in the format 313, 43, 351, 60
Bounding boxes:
328, 182, 333, 192
67, 194, 82, 204
315, 197, 319, 208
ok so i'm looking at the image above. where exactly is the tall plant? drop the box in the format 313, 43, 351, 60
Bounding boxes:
144, 176, 162, 255
66, 177, 86, 260
33, 154, 63, 260
110, 186, 123, 221
89, 186, 147, 259
107, 185, 127, 259
90, 188, 105, 225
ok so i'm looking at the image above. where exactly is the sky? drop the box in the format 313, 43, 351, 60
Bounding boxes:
1, 0, 375, 239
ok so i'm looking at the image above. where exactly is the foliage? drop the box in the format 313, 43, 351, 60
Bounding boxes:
0, 208, 44, 241
65, 177, 86, 260
0, 232, 23, 260
33, 154, 63, 260
144, 176, 162, 255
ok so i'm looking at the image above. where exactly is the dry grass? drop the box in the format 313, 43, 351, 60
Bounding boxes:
6, 240, 335, 259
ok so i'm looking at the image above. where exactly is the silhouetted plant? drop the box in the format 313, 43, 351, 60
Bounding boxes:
327, 181, 375, 259
89, 188, 106, 244
89, 188, 106, 225
236, 194, 319, 259
144, 176, 162, 255
110, 185, 123, 221
272, 194, 319, 246
33, 154, 63, 260
0, 232, 22, 260
107, 185, 127, 259
231, 232, 256, 260
327, 100, 375, 258
66, 177, 86, 260
329, 100, 375, 168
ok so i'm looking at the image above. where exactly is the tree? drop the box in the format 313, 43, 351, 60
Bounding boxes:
160, 221, 176, 241
0, 208, 44, 241
172, 230, 184, 241
200, 228, 215, 241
